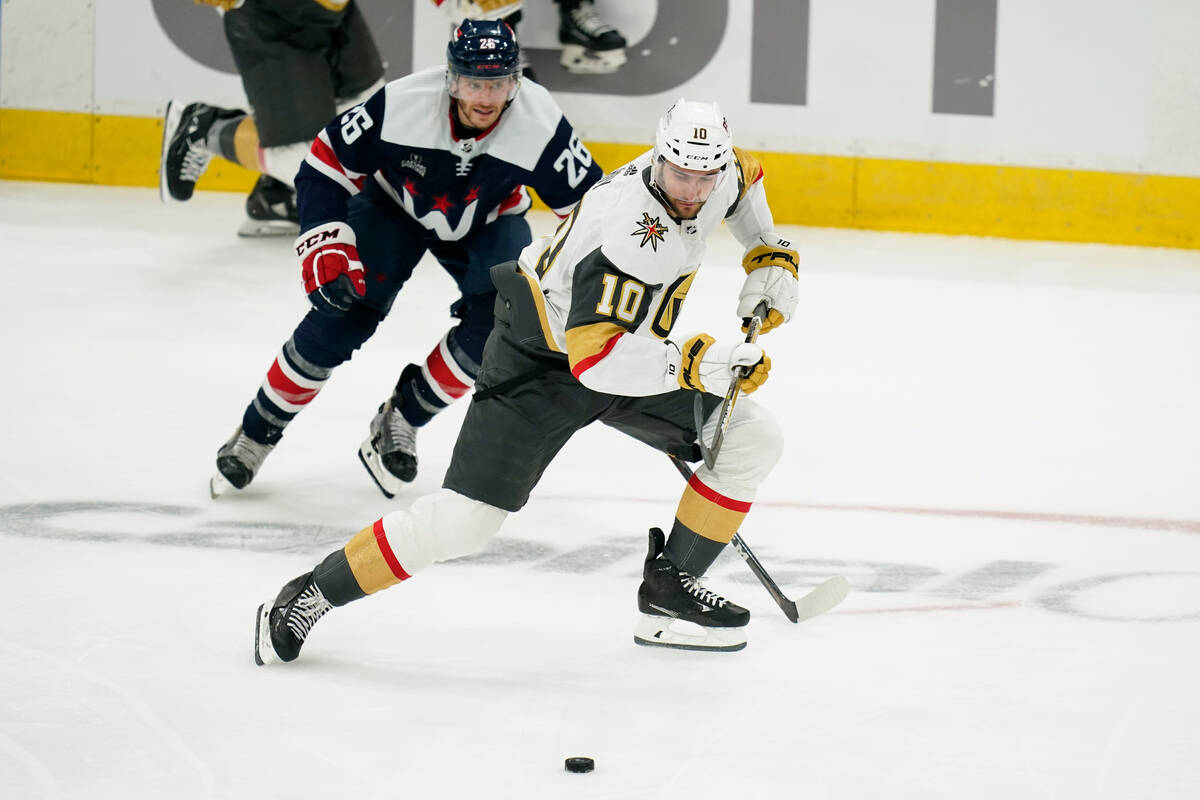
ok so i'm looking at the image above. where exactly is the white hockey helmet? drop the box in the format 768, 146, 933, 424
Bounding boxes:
651, 99, 733, 211
653, 98, 733, 172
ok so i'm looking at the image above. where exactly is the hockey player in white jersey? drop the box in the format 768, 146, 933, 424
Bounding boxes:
253, 99, 801, 664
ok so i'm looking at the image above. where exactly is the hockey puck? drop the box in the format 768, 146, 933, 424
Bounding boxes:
564, 756, 594, 773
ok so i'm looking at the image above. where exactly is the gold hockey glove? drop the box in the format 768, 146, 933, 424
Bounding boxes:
678, 334, 771, 396
739, 241, 799, 334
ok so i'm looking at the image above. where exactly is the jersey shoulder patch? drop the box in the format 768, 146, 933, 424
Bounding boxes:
379, 67, 448, 149
732, 146, 764, 203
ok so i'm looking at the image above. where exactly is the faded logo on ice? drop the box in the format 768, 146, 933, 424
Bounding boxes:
1, 501, 1196, 623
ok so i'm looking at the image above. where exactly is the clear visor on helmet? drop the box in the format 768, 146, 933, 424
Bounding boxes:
653, 157, 723, 210
446, 68, 520, 103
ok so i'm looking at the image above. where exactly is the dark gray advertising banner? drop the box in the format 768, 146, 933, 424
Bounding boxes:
152, 0, 996, 115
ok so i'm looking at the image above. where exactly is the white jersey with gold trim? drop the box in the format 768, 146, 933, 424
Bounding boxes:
515, 147, 795, 396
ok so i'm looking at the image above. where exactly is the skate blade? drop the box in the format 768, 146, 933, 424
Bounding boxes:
560, 45, 627, 74
210, 471, 234, 499
158, 100, 184, 204
358, 439, 402, 499
253, 603, 277, 666
237, 218, 300, 238
633, 614, 746, 652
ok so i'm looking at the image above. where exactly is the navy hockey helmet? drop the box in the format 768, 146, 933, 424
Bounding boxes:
446, 18, 521, 80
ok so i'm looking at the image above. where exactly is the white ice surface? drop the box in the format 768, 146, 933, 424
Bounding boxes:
1, 181, 1199, 799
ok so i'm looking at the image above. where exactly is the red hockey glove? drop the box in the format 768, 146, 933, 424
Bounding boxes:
296, 221, 366, 317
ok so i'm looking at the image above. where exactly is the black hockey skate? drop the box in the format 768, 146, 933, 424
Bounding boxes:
254, 572, 333, 665
359, 398, 419, 497
558, 0, 627, 74
634, 527, 749, 652
159, 100, 244, 202
238, 174, 300, 238
359, 369, 421, 497
211, 426, 276, 497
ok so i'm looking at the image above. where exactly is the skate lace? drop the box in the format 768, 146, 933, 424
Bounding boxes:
179, 139, 212, 183
380, 406, 418, 456
226, 432, 273, 471
680, 573, 728, 608
285, 585, 332, 642
570, 2, 617, 36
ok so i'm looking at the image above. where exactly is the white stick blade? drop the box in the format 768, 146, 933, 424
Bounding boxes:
793, 576, 850, 622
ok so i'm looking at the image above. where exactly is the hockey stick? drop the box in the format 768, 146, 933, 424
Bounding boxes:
694, 301, 769, 469
668, 455, 849, 623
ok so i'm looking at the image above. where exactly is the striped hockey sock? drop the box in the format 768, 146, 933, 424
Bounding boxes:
664, 471, 753, 576
396, 331, 480, 426
243, 337, 333, 443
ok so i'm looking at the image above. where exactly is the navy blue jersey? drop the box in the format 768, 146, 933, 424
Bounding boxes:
296, 66, 602, 241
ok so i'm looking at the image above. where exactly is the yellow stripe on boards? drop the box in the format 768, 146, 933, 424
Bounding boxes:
0, 109, 258, 191
0, 109, 92, 182
3, 110, 1200, 249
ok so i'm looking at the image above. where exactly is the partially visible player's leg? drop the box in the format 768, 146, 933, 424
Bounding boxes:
605, 394, 784, 651
237, 65, 378, 236
238, 0, 384, 237
255, 489, 509, 665
666, 400, 784, 574
226, 9, 338, 233
160, 4, 278, 204
212, 303, 385, 495
556, 0, 627, 74
257, 323, 597, 666
215, 190, 422, 495
360, 215, 534, 495
361, 292, 494, 495
327, 0, 386, 108
606, 393, 782, 575
159, 101, 249, 203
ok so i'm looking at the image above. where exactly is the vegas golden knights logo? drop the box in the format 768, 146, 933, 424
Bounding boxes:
650, 271, 696, 338
631, 212, 668, 251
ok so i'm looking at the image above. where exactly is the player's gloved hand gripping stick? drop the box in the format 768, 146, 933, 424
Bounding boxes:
695, 300, 769, 469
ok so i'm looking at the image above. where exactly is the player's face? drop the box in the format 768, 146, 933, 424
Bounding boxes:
657, 162, 722, 218
450, 75, 517, 129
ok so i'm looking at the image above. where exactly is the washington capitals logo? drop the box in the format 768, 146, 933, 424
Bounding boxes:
631, 212, 668, 251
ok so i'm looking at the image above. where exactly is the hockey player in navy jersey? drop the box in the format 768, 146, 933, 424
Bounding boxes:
210, 19, 603, 498
253, 99, 803, 661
